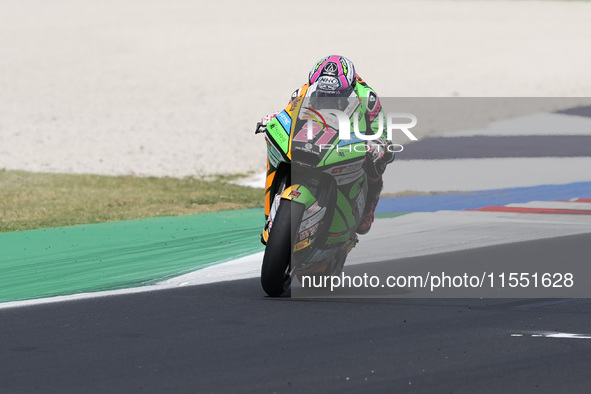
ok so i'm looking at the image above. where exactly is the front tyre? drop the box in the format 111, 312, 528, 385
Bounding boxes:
261, 199, 302, 297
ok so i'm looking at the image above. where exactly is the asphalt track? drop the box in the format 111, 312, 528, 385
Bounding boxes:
2, 233, 591, 394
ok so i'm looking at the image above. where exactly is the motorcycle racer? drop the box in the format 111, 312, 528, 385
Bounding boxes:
259, 55, 394, 237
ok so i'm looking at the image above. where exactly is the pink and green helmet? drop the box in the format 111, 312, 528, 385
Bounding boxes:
308, 55, 356, 95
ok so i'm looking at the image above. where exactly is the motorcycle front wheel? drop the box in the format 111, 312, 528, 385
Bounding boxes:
261, 199, 303, 297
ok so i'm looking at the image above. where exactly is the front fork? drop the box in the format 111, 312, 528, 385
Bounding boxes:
261, 161, 290, 244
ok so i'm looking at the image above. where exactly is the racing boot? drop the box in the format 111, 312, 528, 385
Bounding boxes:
356, 138, 394, 235
356, 176, 383, 235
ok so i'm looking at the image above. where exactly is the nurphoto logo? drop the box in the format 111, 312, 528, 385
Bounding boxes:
301, 107, 418, 153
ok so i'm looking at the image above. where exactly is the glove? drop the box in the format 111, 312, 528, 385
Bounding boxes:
255, 111, 280, 134
366, 138, 395, 178
366, 138, 387, 162
261, 111, 280, 126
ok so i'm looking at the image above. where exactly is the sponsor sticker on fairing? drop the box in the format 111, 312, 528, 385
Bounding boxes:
300, 206, 326, 230
299, 223, 319, 239
294, 238, 311, 252
276, 110, 292, 133
305, 201, 321, 215
288, 189, 302, 199
332, 168, 365, 186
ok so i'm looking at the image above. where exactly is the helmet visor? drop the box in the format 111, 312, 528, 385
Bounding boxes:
310, 85, 355, 111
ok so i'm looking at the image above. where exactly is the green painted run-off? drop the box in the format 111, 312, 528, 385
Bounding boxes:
0, 209, 265, 303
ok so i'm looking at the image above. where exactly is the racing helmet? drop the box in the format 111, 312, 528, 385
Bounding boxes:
308, 55, 356, 97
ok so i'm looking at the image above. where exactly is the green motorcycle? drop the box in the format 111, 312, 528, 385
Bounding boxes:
256, 86, 373, 297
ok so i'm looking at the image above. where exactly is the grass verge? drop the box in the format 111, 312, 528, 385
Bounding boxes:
0, 170, 264, 233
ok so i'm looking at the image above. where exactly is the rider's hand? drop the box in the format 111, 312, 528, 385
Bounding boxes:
261, 111, 280, 127
367, 137, 396, 165
366, 138, 387, 162
255, 111, 280, 134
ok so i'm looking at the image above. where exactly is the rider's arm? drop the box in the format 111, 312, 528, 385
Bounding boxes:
356, 80, 394, 169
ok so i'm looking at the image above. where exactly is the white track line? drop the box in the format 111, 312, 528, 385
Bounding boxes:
512, 331, 591, 340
